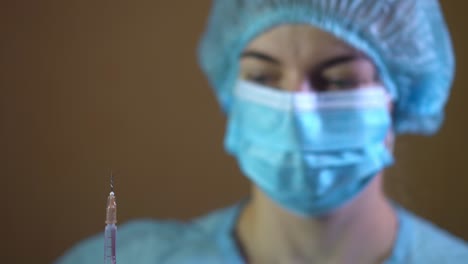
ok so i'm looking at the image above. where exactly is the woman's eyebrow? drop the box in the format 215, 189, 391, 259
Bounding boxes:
316, 54, 365, 71
240, 50, 281, 65
240, 51, 366, 70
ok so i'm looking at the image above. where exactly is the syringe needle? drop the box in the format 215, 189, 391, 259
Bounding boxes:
110, 172, 114, 194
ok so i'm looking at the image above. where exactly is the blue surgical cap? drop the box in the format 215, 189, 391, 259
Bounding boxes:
198, 0, 455, 135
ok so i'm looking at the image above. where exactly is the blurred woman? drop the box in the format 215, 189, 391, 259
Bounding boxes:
56, 1, 468, 263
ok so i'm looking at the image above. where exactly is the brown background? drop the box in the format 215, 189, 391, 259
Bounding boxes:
1, 1, 467, 263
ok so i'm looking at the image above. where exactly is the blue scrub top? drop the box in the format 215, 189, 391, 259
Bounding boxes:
55, 201, 468, 264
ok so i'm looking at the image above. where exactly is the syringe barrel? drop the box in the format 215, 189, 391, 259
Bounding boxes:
104, 224, 117, 264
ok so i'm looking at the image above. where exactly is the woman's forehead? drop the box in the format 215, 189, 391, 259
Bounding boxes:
244, 24, 363, 67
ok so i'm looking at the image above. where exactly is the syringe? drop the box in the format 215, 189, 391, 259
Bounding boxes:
104, 174, 117, 264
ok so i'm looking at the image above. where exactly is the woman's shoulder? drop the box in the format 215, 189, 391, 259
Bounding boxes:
394, 206, 468, 263
54, 204, 239, 264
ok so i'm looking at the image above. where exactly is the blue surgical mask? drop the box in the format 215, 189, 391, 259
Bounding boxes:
225, 80, 394, 216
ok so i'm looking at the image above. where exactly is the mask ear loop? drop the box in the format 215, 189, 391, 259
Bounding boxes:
385, 92, 396, 154
385, 129, 395, 154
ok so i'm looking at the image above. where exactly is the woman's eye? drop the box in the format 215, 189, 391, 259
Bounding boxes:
245, 73, 278, 86
313, 76, 360, 91
328, 79, 359, 90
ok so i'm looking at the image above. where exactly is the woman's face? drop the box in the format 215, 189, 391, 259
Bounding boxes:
239, 24, 380, 92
